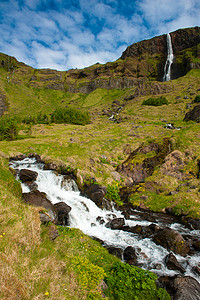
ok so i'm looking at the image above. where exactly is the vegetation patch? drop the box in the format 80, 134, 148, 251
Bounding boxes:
105, 261, 170, 300
142, 96, 168, 106
0, 115, 19, 140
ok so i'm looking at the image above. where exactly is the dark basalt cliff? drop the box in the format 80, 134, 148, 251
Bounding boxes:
121, 27, 200, 80
0, 27, 200, 94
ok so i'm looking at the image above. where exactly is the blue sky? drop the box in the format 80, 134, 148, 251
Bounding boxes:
0, 0, 199, 71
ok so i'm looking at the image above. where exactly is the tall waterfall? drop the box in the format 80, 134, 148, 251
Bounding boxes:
163, 33, 174, 81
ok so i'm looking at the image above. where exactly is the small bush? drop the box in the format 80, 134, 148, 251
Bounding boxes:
50, 107, 90, 125
0, 115, 19, 140
194, 95, 200, 103
106, 182, 122, 205
105, 262, 170, 300
142, 96, 168, 106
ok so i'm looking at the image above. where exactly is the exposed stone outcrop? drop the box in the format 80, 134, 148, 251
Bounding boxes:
105, 218, 125, 230
117, 139, 172, 185
183, 105, 200, 123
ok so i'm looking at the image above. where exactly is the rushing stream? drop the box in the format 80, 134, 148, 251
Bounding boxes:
10, 157, 200, 281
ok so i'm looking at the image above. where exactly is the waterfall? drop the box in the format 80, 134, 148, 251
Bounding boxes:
163, 33, 174, 81
10, 157, 200, 281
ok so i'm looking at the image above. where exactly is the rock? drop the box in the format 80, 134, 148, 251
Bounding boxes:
25, 181, 38, 191
84, 184, 106, 207
54, 202, 72, 226
22, 190, 58, 223
192, 265, 200, 276
123, 246, 137, 265
106, 246, 123, 259
183, 105, 200, 123
173, 276, 200, 300
158, 275, 200, 299
19, 169, 38, 182
117, 139, 172, 185
44, 162, 58, 171
105, 218, 125, 230
192, 238, 200, 251
96, 216, 105, 224
153, 227, 190, 256
165, 252, 185, 273
10, 154, 27, 161
161, 150, 186, 180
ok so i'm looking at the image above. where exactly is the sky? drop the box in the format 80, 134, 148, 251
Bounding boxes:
0, 0, 199, 71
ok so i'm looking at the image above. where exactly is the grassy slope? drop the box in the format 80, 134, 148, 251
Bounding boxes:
0, 59, 200, 298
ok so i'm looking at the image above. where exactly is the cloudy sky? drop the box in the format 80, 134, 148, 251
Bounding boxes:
0, 0, 199, 71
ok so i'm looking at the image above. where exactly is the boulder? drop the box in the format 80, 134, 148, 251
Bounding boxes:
153, 227, 190, 256
158, 275, 200, 299
54, 202, 72, 226
165, 252, 185, 273
183, 105, 200, 123
105, 218, 125, 230
123, 246, 137, 265
22, 190, 57, 223
84, 184, 106, 207
106, 246, 123, 259
19, 169, 38, 182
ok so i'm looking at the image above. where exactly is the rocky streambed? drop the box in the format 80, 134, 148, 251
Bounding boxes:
10, 154, 200, 299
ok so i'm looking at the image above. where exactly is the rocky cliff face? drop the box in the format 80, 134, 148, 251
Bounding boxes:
0, 27, 199, 95
121, 27, 200, 80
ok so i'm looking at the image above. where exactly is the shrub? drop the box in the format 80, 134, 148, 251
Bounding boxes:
50, 107, 90, 125
194, 95, 200, 103
106, 182, 123, 205
0, 115, 19, 140
142, 96, 168, 106
105, 262, 170, 300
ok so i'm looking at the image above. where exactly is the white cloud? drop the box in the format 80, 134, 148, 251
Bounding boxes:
0, 0, 199, 71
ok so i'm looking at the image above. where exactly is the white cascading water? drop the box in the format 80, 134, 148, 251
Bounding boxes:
163, 33, 174, 81
10, 157, 200, 281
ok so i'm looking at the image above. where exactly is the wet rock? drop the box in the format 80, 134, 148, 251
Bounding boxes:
148, 223, 160, 233
54, 202, 72, 226
10, 154, 27, 161
91, 237, 104, 244
22, 190, 58, 223
84, 184, 106, 207
25, 181, 38, 191
96, 216, 105, 224
158, 275, 200, 299
181, 216, 200, 230
173, 276, 200, 300
192, 265, 200, 276
106, 246, 123, 259
183, 104, 200, 123
19, 169, 38, 182
192, 238, 200, 251
153, 227, 190, 256
105, 218, 125, 230
165, 252, 185, 273
123, 246, 137, 265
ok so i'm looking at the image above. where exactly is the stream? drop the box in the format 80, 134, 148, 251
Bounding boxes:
10, 157, 200, 282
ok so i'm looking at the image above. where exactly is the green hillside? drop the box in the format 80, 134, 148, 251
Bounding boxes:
0, 29, 200, 298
